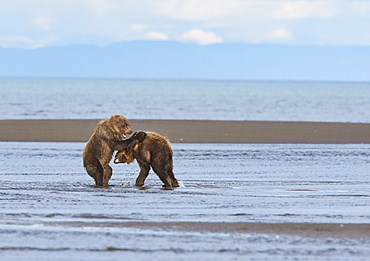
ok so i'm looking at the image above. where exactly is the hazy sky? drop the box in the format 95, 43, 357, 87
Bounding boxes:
1, 0, 370, 49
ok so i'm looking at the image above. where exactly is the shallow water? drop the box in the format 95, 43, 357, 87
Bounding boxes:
1, 78, 370, 122
1, 142, 370, 260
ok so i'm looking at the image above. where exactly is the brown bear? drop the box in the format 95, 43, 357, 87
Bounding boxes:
113, 131, 179, 188
83, 114, 146, 187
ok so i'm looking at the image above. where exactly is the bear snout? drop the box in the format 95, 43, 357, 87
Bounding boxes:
122, 129, 133, 139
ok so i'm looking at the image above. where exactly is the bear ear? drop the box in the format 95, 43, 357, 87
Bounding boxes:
108, 115, 122, 134
110, 114, 120, 123
111, 114, 121, 118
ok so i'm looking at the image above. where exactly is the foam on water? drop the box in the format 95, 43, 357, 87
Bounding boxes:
177, 180, 186, 188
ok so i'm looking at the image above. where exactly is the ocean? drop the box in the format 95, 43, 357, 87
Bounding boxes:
0, 77, 369, 122
1, 78, 370, 260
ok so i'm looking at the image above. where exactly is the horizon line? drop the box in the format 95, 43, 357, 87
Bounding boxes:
1, 76, 369, 84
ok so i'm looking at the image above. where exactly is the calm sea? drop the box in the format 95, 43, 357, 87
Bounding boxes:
1, 77, 369, 122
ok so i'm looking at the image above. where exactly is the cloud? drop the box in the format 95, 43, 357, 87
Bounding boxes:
33, 16, 52, 30
144, 31, 169, 41
180, 29, 223, 45
88, 0, 116, 15
1, 0, 370, 48
273, 1, 338, 20
351, 2, 370, 16
157, 0, 249, 20
0, 35, 58, 49
131, 24, 147, 31
157, 0, 338, 22
266, 28, 294, 43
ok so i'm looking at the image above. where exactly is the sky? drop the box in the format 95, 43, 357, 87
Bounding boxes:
1, 0, 370, 49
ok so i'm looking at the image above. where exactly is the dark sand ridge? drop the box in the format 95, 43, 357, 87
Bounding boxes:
46, 221, 370, 239
0, 119, 369, 143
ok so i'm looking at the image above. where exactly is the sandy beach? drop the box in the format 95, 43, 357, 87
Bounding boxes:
52, 221, 370, 239
1, 119, 369, 143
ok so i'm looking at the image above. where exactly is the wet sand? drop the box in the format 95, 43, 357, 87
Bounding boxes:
53, 221, 370, 239
1, 119, 369, 143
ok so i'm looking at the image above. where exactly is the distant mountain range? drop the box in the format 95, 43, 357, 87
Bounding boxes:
1, 41, 369, 81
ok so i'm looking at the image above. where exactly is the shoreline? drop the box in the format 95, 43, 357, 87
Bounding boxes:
0, 119, 369, 143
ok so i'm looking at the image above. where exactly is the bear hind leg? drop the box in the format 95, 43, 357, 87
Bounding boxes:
162, 170, 179, 188
151, 160, 179, 188
85, 162, 104, 187
166, 170, 179, 187
102, 165, 113, 187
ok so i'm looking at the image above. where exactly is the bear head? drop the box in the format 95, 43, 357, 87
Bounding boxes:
114, 150, 135, 164
107, 114, 133, 140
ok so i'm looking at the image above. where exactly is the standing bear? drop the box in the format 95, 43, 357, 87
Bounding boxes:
83, 114, 146, 187
114, 131, 179, 188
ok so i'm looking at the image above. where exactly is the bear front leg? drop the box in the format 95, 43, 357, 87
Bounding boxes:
135, 162, 150, 187
127, 131, 147, 151
113, 131, 147, 151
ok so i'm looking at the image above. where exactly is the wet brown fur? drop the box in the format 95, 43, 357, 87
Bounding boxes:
114, 132, 179, 188
83, 114, 146, 187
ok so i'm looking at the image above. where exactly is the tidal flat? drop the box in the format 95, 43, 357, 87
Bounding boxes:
1, 142, 370, 260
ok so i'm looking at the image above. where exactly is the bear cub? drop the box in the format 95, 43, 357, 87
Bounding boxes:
114, 131, 179, 188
